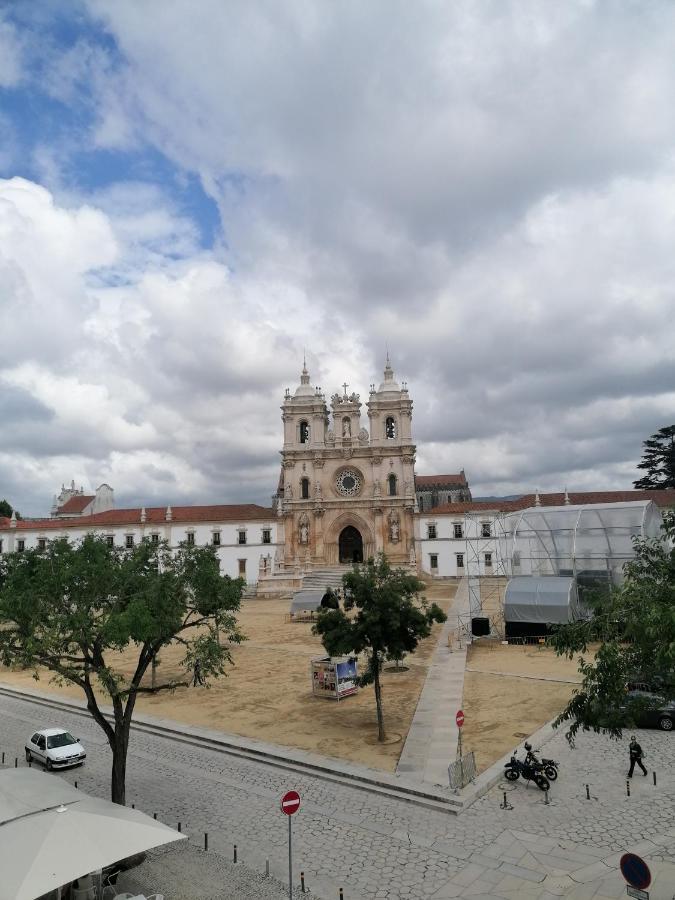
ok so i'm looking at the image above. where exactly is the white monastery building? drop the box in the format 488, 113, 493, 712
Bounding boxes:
1, 361, 673, 589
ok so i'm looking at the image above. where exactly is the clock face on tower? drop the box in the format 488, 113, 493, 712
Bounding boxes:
335, 468, 362, 497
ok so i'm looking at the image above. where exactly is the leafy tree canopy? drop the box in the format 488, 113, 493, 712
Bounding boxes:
0, 534, 245, 803
314, 554, 446, 741
551, 510, 675, 741
0, 499, 19, 519
634, 424, 675, 489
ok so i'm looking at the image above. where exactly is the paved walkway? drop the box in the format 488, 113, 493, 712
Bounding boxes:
397, 578, 470, 785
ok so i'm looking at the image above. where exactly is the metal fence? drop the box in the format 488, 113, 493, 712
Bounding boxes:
448, 751, 476, 790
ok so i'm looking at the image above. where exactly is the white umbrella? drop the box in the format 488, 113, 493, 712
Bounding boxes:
0, 769, 185, 900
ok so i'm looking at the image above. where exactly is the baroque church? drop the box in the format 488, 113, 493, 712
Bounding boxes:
276, 357, 417, 571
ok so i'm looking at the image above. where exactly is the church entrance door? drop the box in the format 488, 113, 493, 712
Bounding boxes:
339, 526, 363, 564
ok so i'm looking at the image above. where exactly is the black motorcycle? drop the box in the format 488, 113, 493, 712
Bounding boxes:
504, 755, 550, 791
525, 746, 559, 782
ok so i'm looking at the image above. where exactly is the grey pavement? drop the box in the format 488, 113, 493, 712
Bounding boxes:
0, 688, 673, 898
397, 577, 469, 785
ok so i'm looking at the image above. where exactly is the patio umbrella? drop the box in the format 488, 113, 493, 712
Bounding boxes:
0, 768, 185, 900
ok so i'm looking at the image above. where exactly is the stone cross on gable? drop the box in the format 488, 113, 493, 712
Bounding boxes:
342, 382, 349, 396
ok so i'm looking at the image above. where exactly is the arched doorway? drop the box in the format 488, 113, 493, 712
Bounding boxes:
339, 526, 363, 564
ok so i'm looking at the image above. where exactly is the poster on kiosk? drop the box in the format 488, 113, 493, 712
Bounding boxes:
311, 656, 358, 700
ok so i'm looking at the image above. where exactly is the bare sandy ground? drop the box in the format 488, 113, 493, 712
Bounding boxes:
0, 582, 455, 773
461, 641, 584, 772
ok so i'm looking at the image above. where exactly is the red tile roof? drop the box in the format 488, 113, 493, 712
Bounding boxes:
430, 489, 675, 515
1, 504, 275, 532
56, 495, 95, 514
415, 473, 468, 487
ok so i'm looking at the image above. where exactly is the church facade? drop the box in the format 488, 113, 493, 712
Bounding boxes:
275, 358, 416, 572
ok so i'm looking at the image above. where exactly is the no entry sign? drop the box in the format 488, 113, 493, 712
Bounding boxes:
280, 790, 301, 816
456, 709, 465, 728
620, 853, 651, 891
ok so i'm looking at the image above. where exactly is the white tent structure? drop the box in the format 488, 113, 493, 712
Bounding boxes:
0, 768, 184, 900
289, 588, 325, 615
503, 576, 589, 637
499, 500, 663, 586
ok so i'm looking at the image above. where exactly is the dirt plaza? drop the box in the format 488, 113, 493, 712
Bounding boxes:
0, 577, 585, 774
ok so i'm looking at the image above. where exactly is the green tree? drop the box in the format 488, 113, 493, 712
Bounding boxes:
0, 534, 244, 804
634, 425, 675, 489
0, 499, 19, 519
313, 554, 446, 742
551, 511, 675, 740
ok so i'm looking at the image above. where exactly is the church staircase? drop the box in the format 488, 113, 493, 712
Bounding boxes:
301, 566, 352, 591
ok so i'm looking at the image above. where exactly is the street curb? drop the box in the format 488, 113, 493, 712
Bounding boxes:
0, 681, 463, 814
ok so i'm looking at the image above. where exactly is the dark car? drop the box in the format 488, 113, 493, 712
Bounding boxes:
621, 691, 674, 731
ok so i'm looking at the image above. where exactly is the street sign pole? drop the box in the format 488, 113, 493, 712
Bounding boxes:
456, 709, 465, 787
280, 790, 301, 900
288, 814, 293, 900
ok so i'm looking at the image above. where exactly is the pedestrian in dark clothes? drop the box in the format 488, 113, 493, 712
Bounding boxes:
193, 659, 204, 687
628, 735, 647, 777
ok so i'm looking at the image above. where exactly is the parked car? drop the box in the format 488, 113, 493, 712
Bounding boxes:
25, 728, 87, 769
621, 691, 674, 732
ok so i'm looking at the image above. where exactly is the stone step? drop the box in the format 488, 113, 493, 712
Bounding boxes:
301, 567, 351, 590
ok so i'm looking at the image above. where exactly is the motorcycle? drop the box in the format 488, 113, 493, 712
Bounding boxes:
504, 755, 550, 791
524, 746, 559, 782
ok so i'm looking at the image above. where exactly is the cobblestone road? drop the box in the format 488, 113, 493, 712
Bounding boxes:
1, 692, 673, 898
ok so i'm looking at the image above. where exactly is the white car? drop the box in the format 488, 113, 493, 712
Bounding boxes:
25, 728, 87, 770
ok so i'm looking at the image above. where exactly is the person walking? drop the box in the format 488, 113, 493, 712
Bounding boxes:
193, 658, 204, 687
628, 735, 647, 777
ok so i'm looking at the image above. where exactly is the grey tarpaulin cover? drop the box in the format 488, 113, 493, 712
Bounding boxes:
289, 589, 325, 614
504, 576, 588, 625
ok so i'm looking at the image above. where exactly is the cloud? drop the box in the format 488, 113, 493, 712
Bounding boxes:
2, 3, 675, 513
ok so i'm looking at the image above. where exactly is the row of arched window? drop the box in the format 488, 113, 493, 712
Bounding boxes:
297, 416, 398, 443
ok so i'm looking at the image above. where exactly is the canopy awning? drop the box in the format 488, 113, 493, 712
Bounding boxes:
0, 768, 185, 900
289, 589, 325, 614
504, 575, 587, 625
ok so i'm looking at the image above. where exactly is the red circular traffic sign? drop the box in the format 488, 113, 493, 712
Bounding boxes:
619, 853, 651, 890
456, 710, 465, 728
280, 790, 301, 816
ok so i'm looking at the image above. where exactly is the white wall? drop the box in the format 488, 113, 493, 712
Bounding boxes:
0, 519, 282, 585
415, 512, 501, 577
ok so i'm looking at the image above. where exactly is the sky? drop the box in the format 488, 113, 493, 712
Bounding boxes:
1, 1, 675, 516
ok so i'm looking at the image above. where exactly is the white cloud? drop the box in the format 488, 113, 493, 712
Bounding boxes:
4, 2, 675, 511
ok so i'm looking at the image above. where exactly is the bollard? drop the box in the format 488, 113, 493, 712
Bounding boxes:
233, 844, 237, 864
204, 833, 208, 851
626, 780, 630, 797
75, 781, 78, 790
544, 788, 550, 805
653, 771, 656, 786
499, 791, 513, 810
265, 859, 270, 877
585, 784, 590, 800
339, 890, 344, 900
132, 804, 135, 809
1, 752, 4, 764
301, 871, 306, 892
15, 757, 18, 768
153, 812, 157, 820
178, 822, 181, 833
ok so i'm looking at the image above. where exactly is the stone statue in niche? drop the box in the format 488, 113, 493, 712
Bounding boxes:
326, 429, 335, 443
373, 479, 381, 497
314, 481, 322, 499
388, 513, 400, 542
358, 427, 369, 444
299, 516, 309, 544
342, 418, 351, 438
285, 483, 293, 499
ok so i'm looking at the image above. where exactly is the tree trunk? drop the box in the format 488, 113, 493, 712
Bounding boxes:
373, 654, 385, 742
110, 725, 129, 805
